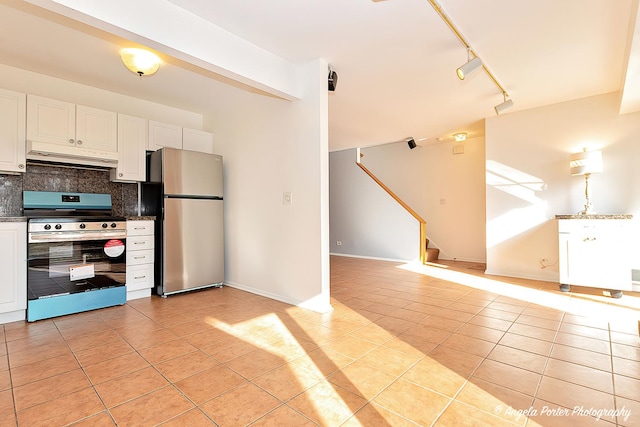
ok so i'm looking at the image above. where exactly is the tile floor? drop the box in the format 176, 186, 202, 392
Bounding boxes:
1, 256, 640, 426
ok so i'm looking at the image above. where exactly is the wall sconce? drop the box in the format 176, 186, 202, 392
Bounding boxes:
120, 48, 161, 77
570, 148, 603, 215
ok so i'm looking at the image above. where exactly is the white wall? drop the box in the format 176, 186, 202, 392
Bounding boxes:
329, 148, 420, 262
204, 59, 331, 313
485, 92, 640, 281
331, 138, 485, 262
0, 64, 203, 128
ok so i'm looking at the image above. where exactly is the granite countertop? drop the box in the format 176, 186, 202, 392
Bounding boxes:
555, 214, 633, 220
0, 216, 155, 222
0, 217, 27, 222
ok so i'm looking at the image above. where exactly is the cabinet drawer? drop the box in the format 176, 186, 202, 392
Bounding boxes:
126, 264, 154, 291
128, 235, 154, 250
126, 249, 154, 266
127, 221, 154, 236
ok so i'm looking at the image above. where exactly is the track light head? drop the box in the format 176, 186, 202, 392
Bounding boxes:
494, 93, 514, 115
407, 138, 417, 149
456, 56, 482, 80
328, 64, 338, 91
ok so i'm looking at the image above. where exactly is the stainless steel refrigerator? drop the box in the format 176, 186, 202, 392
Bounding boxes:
142, 148, 224, 296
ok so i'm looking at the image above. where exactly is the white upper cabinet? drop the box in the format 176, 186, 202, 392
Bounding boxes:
183, 128, 214, 154
0, 88, 26, 174
75, 105, 118, 152
147, 120, 182, 151
110, 114, 147, 182
26, 95, 117, 152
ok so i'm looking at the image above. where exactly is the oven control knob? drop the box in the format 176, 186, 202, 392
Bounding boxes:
110, 223, 117, 228
44, 224, 51, 230
55, 224, 62, 230
102, 223, 108, 229
79, 223, 86, 229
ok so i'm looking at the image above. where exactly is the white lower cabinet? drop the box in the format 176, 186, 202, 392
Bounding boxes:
126, 220, 155, 300
0, 222, 27, 324
558, 218, 633, 296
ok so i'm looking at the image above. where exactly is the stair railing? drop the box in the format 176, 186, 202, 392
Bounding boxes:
356, 148, 427, 264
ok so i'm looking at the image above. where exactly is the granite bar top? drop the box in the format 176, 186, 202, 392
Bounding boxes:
555, 214, 633, 220
125, 216, 156, 221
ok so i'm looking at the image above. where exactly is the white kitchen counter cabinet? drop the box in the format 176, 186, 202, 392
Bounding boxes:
126, 220, 155, 300
0, 221, 27, 324
557, 216, 633, 297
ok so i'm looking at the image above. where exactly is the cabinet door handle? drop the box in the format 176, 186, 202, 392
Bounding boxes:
18, 164, 24, 169
134, 241, 145, 245
69, 139, 75, 144
583, 237, 597, 242
77, 140, 83, 145
134, 256, 145, 259
134, 275, 146, 280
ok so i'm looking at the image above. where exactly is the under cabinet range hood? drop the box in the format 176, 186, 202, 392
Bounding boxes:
26, 140, 118, 168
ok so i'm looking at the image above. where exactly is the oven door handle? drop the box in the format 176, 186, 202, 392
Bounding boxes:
28, 231, 127, 243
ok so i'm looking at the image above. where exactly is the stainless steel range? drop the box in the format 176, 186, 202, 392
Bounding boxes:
24, 191, 127, 322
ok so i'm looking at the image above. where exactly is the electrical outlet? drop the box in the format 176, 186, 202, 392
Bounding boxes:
336, 241, 342, 246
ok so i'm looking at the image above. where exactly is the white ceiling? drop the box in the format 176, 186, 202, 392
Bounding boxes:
0, 0, 638, 151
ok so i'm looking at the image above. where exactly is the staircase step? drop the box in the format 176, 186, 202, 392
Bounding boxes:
426, 248, 439, 262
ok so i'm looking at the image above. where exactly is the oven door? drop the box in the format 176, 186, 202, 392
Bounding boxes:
27, 231, 127, 300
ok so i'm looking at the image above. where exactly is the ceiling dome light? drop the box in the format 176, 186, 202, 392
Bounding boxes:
454, 132, 467, 142
120, 48, 161, 77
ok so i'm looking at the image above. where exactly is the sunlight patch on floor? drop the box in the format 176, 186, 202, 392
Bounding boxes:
398, 262, 640, 324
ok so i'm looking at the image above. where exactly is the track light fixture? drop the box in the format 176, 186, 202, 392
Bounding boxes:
494, 92, 514, 115
426, 0, 513, 113
456, 49, 482, 80
407, 138, 417, 149
328, 64, 338, 91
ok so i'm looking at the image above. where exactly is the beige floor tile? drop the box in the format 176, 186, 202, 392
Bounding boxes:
434, 400, 520, 427
153, 350, 220, 383
13, 368, 91, 411
499, 332, 553, 356
455, 377, 534, 425
543, 358, 613, 394
9, 351, 80, 387
472, 359, 541, 396
109, 386, 194, 426
328, 359, 397, 399
536, 377, 615, 422
253, 362, 325, 401
137, 338, 197, 364
73, 338, 135, 367
487, 344, 548, 374
374, 379, 450, 426
225, 347, 286, 379
288, 380, 368, 426
16, 387, 105, 427
174, 365, 247, 404
550, 343, 612, 372
467, 314, 513, 331
67, 411, 116, 426
358, 345, 421, 377
323, 335, 379, 359
613, 374, 640, 402
158, 408, 216, 426
94, 367, 169, 408
249, 404, 316, 426
82, 351, 151, 385
440, 333, 496, 358
200, 382, 281, 426
344, 402, 417, 426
